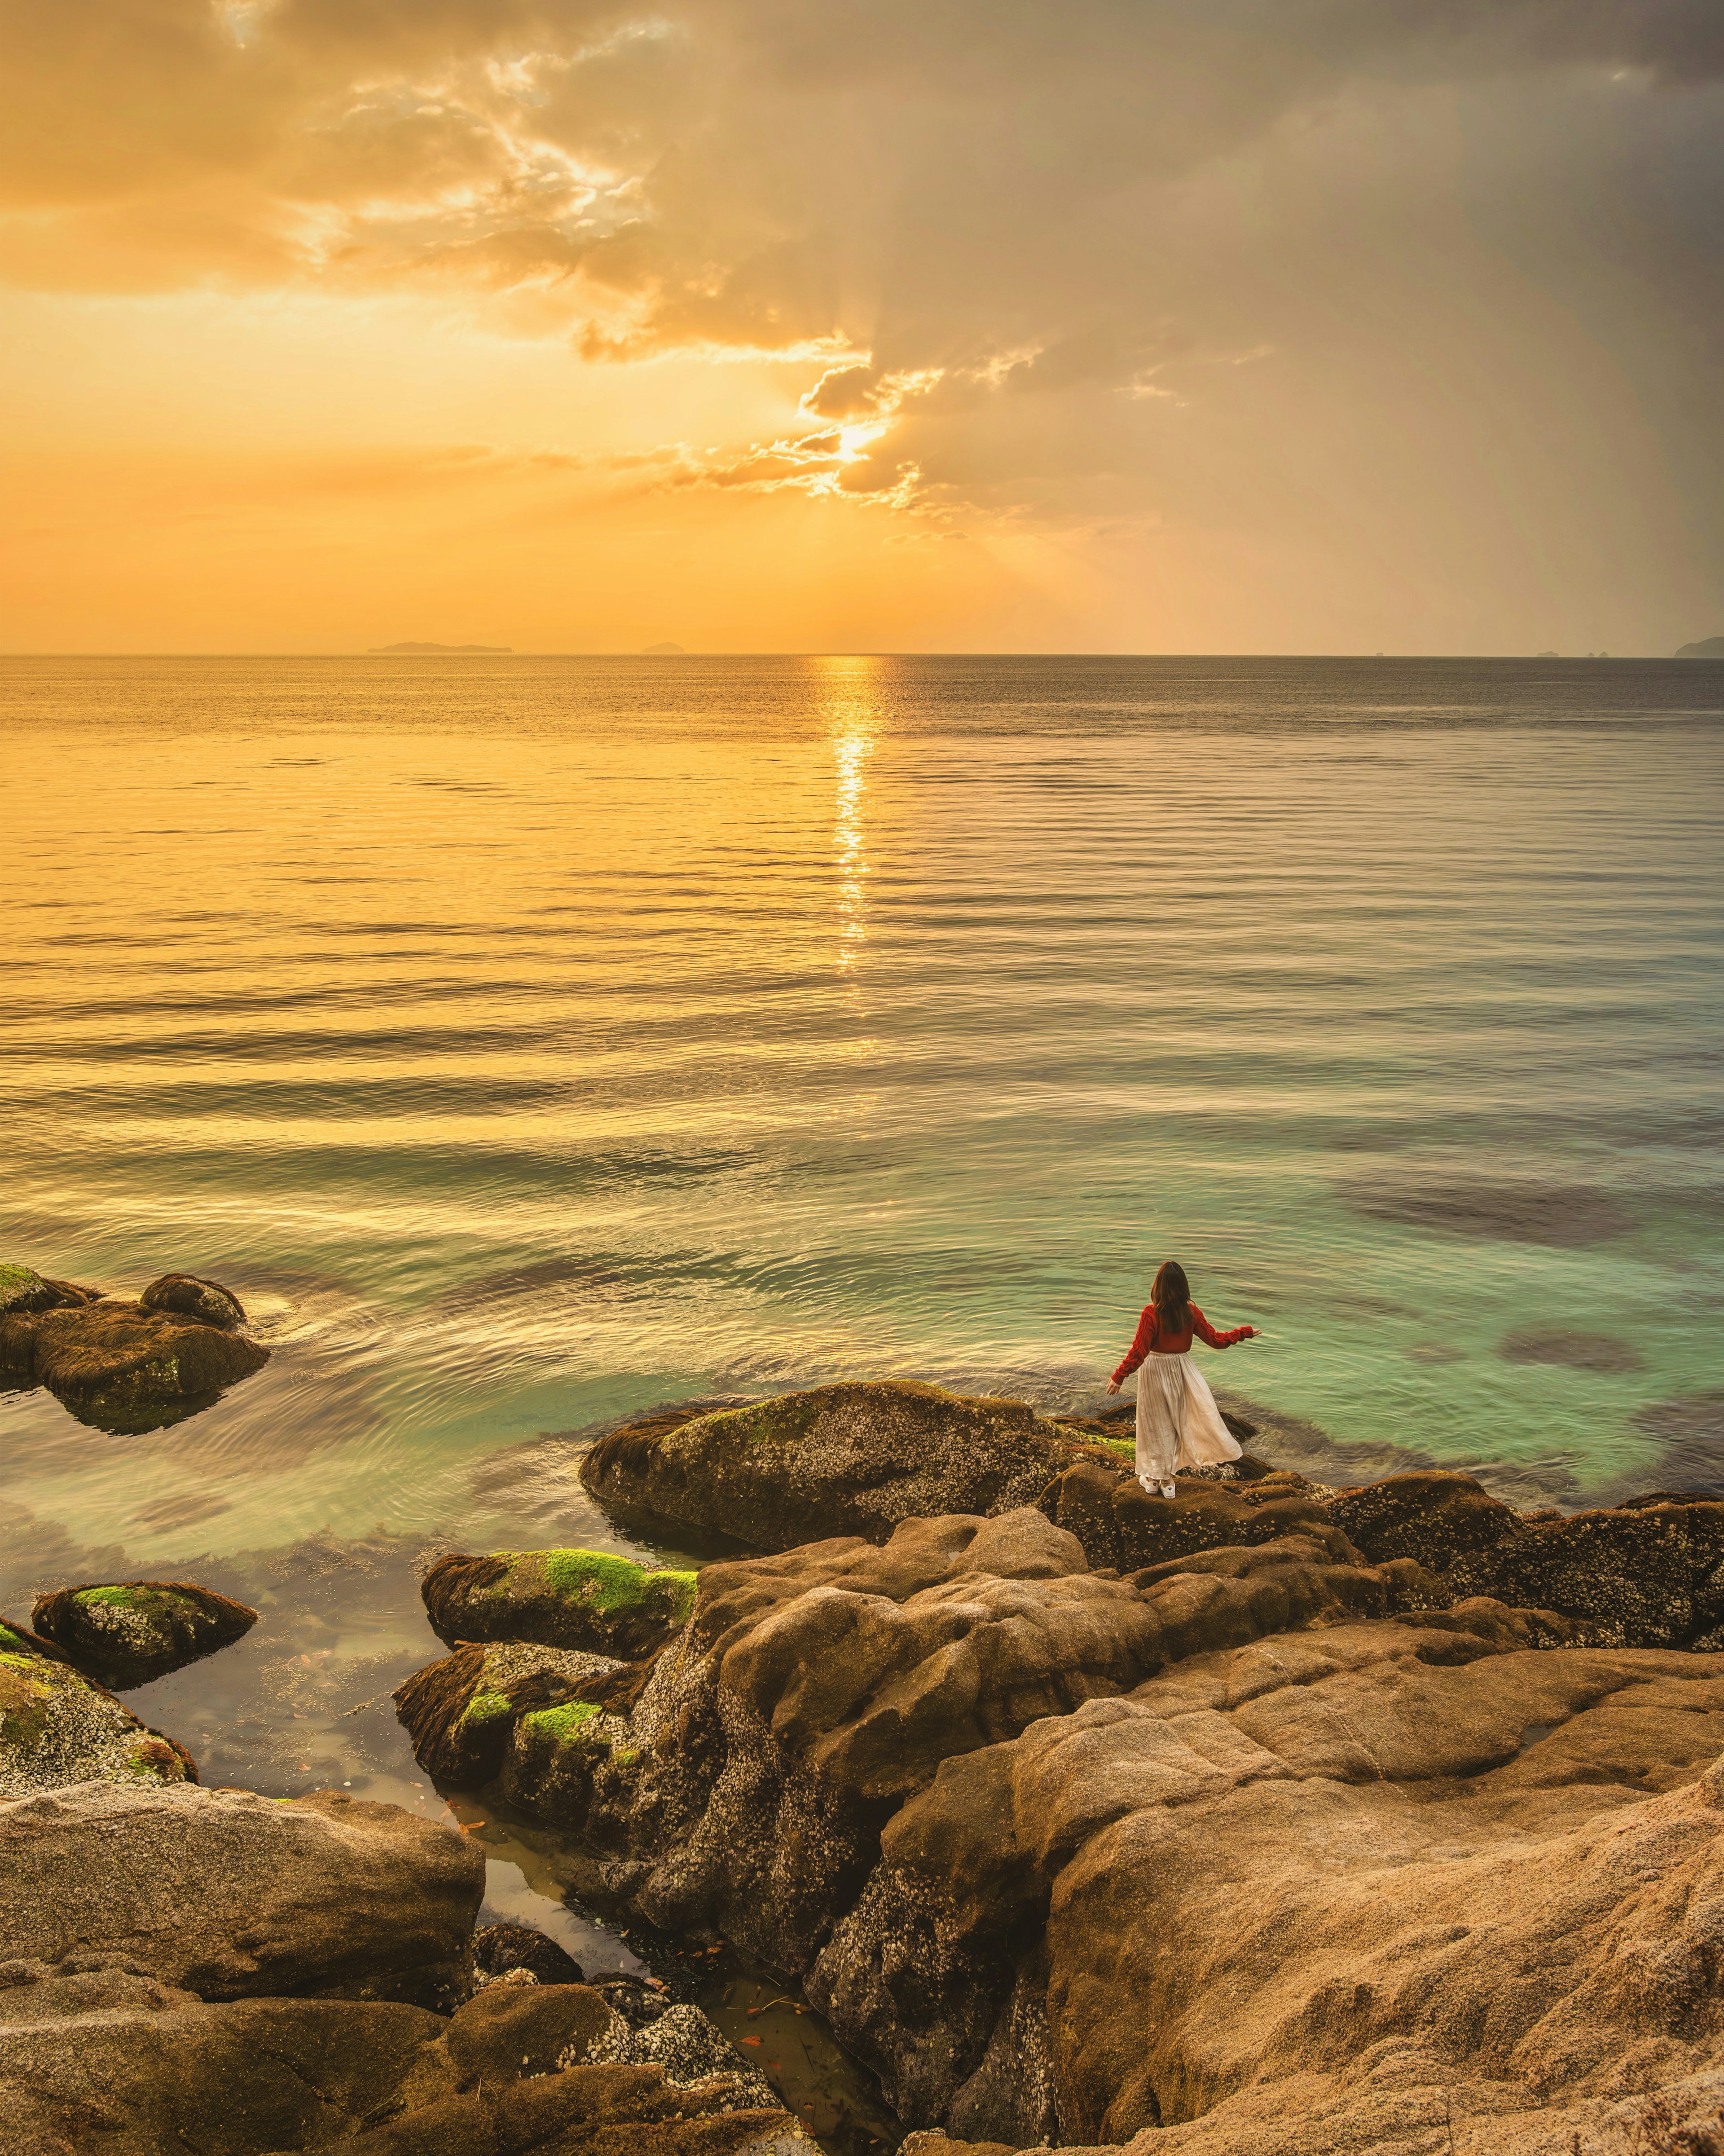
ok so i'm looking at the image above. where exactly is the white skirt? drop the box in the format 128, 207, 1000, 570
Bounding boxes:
1135, 1352, 1243, 1483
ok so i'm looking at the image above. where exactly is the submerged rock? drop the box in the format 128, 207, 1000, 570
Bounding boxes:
0, 1298, 268, 1429
423, 1546, 698, 1659
0, 1642, 196, 1799
31, 1578, 258, 1690
579, 1380, 1088, 1551
139, 1270, 248, 1329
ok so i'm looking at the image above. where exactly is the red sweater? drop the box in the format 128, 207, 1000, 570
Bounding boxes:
1113, 1304, 1254, 1384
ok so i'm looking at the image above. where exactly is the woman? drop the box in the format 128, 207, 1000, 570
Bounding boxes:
1104, 1260, 1255, 1499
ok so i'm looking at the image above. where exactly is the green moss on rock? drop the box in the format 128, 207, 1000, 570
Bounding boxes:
540, 1550, 697, 1623
460, 1689, 514, 1728
523, 1701, 603, 1744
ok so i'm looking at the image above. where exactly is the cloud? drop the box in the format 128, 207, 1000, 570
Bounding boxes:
4, 0, 1724, 648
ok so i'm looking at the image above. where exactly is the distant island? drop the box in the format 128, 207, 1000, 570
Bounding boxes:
641, 641, 686, 655
369, 642, 513, 654
1676, 635, 1724, 659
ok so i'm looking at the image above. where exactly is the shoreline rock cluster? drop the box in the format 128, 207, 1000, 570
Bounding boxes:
398, 1380, 1724, 2155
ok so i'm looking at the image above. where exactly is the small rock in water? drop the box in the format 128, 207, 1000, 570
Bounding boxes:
0, 1297, 269, 1429
31, 1580, 258, 1691
139, 1272, 249, 1330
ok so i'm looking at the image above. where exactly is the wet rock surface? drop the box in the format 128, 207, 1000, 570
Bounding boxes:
0, 1957, 809, 2156
578, 1380, 1095, 1551
475, 1918, 586, 1987
0, 1296, 269, 1430
410, 1457, 1724, 2153
425, 1546, 698, 1659
31, 1578, 257, 1689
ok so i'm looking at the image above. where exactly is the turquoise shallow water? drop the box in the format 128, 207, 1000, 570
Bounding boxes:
4, 653, 1721, 2139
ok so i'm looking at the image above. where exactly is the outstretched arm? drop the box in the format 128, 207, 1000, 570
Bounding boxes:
1106, 1306, 1158, 1391
1190, 1304, 1255, 1349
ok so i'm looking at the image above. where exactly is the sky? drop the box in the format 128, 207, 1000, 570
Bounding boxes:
3, 0, 1723, 654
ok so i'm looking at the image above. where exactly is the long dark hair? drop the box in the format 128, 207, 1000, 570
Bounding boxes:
1152, 1259, 1192, 1336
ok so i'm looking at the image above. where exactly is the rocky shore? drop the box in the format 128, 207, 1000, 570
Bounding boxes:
405, 1382, 1724, 2154
10, 1358, 1724, 2154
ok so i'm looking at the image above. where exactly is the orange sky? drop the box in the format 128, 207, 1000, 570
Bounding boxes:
4, 2, 1723, 653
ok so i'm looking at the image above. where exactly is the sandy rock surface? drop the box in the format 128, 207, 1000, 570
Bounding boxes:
578, 1380, 1092, 1550
31, 1578, 257, 1690
0, 1780, 484, 2008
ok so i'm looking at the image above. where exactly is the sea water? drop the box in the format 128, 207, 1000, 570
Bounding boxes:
4, 653, 1721, 2127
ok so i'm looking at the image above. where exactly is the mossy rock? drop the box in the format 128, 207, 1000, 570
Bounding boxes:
578, 1379, 1093, 1553
33, 1580, 258, 1691
0, 1265, 103, 1321
422, 1548, 698, 1659
394, 1639, 632, 1787
0, 1650, 197, 1798
500, 1692, 638, 1830
0, 1299, 268, 1430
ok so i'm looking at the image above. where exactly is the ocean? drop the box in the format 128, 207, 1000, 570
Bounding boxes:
4, 652, 1721, 2087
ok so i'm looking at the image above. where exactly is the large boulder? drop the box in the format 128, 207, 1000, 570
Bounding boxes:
31, 1579, 258, 1690
579, 1382, 1087, 1550
0, 1780, 484, 2009
483, 1508, 1449, 1978
0, 1641, 196, 1800
423, 1548, 697, 1659
138, 1270, 248, 1329
0, 1299, 268, 1429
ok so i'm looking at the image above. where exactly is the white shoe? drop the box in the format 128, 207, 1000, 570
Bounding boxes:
1161, 1481, 1177, 1500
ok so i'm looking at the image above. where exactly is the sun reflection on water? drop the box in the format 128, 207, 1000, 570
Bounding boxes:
816, 658, 878, 975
